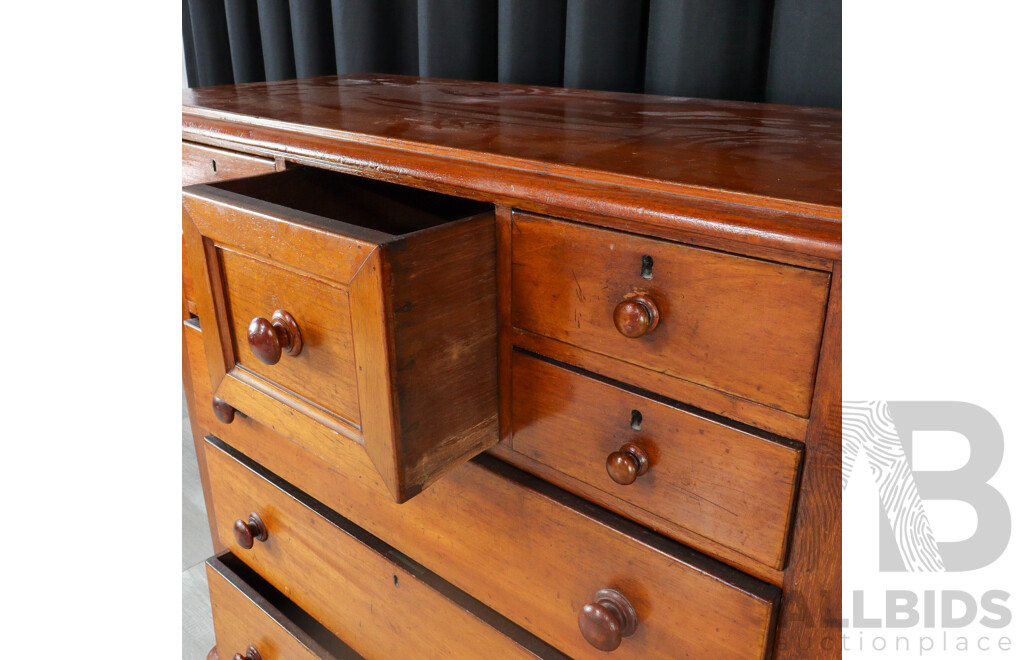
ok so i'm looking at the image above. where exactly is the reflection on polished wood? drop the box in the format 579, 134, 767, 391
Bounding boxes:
183, 74, 841, 260
183, 75, 840, 213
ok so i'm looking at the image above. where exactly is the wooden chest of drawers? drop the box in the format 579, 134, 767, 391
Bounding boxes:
183, 74, 841, 659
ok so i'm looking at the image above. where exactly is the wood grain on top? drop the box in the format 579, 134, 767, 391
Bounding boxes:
183, 74, 841, 258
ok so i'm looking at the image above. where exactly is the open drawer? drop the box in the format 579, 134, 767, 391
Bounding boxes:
183, 167, 497, 502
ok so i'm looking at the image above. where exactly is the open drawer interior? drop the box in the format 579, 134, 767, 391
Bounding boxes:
213, 167, 490, 236
183, 165, 498, 503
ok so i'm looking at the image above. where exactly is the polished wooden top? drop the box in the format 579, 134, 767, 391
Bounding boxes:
183, 75, 841, 259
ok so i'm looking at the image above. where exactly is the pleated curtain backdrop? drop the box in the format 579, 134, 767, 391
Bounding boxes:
183, 0, 840, 109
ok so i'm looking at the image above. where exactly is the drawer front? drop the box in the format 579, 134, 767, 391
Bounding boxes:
184, 314, 396, 504
510, 212, 830, 417
218, 247, 360, 423
207, 555, 360, 660
183, 166, 497, 502
182, 142, 276, 186
510, 351, 803, 570
206, 439, 567, 660
206, 427, 780, 659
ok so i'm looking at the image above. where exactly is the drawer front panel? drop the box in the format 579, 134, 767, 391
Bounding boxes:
184, 166, 498, 502
510, 351, 803, 570
207, 555, 359, 660
182, 142, 276, 186
207, 427, 780, 659
206, 439, 566, 660
510, 212, 830, 417
218, 247, 360, 424
184, 314, 394, 503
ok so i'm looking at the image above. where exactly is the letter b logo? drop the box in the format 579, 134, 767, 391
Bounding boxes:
843, 401, 1010, 572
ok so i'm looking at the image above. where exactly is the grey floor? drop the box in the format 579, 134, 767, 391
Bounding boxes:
183, 391, 217, 659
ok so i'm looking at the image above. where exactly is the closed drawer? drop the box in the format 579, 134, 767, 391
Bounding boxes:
510, 351, 803, 570
207, 553, 360, 660
510, 212, 830, 418
182, 142, 276, 186
184, 166, 497, 502
206, 427, 781, 659
205, 438, 568, 660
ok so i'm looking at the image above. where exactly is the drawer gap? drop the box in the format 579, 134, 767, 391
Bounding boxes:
211, 552, 362, 659
468, 450, 783, 606
209, 435, 572, 660
514, 346, 805, 450
214, 167, 490, 237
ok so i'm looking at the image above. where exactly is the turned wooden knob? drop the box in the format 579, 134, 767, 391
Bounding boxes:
606, 443, 650, 485
212, 397, 236, 424
578, 589, 638, 652
233, 513, 268, 549
247, 310, 302, 365
613, 295, 659, 338
232, 647, 262, 660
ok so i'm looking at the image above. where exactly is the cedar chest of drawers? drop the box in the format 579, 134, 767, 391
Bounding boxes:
183, 74, 841, 660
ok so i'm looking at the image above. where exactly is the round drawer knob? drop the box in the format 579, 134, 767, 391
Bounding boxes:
212, 397, 236, 424
247, 310, 302, 365
578, 589, 638, 652
613, 295, 660, 338
232, 647, 262, 660
233, 513, 268, 550
606, 443, 650, 485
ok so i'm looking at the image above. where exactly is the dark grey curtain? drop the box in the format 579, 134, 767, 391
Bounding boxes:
184, 0, 840, 108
